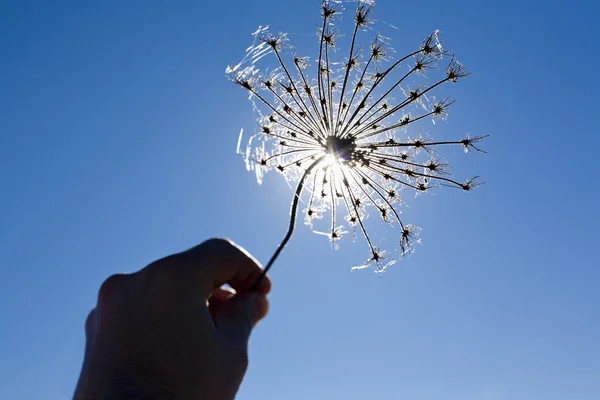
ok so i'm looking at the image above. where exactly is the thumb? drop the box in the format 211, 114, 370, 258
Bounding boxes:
214, 292, 269, 347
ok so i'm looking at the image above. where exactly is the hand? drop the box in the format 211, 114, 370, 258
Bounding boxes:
73, 238, 271, 400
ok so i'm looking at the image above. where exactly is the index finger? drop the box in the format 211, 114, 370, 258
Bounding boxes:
178, 238, 271, 297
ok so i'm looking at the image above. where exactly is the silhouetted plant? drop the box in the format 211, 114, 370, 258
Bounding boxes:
226, 0, 487, 283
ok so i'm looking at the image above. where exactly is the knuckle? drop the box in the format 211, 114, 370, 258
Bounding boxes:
84, 309, 96, 336
200, 237, 235, 252
140, 256, 187, 296
143, 257, 179, 285
98, 273, 130, 303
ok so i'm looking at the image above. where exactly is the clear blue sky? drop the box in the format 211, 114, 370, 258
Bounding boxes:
1, 1, 599, 399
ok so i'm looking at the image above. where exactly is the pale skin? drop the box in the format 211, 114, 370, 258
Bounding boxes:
73, 238, 271, 400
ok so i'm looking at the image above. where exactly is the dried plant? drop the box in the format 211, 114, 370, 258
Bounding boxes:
226, 0, 487, 283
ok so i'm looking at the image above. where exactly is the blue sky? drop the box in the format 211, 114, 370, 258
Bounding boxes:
1, 0, 599, 399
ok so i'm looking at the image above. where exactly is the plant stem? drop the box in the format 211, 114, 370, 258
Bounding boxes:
253, 157, 324, 290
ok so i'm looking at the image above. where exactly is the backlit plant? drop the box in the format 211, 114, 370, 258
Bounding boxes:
226, 0, 487, 282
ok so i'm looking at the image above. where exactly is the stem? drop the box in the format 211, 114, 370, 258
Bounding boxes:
253, 157, 325, 290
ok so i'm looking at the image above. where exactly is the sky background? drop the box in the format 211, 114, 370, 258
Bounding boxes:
1, 0, 599, 399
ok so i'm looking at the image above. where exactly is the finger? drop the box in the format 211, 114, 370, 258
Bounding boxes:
214, 292, 269, 349
208, 287, 235, 317
138, 238, 271, 298
180, 238, 271, 296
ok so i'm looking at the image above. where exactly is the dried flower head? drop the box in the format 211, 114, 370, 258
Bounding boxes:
226, 0, 488, 276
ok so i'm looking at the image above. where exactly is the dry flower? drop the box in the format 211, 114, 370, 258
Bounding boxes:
226, 0, 488, 281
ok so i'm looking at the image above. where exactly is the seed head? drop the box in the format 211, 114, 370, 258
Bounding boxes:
226, 1, 487, 273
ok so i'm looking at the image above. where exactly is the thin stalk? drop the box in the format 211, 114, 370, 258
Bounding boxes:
253, 157, 325, 290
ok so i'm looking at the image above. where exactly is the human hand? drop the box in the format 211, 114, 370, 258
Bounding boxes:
73, 239, 271, 400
